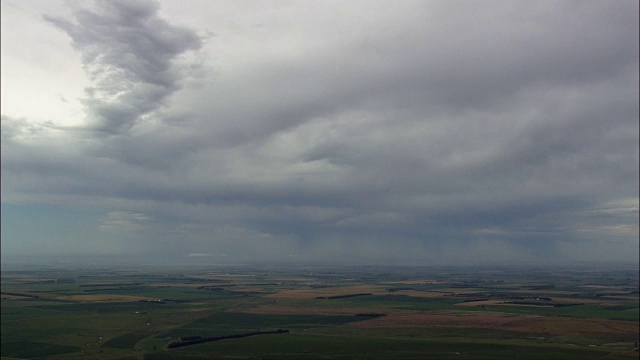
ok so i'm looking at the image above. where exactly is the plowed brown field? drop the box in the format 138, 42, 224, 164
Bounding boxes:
348, 311, 639, 339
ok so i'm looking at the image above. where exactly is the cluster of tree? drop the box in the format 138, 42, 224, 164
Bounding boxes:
197, 286, 226, 291
315, 293, 372, 299
504, 301, 584, 307
521, 285, 555, 290
182, 278, 234, 284
0, 292, 37, 298
84, 287, 144, 292
461, 295, 552, 302
161, 299, 190, 303
450, 282, 480, 288
355, 313, 386, 317
138, 299, 166, 304
79, 282, 143, 287
386, 287, 414, 292
178, 336, 202, 341
167, 329, 290, 349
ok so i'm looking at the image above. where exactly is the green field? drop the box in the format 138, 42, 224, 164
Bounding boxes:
1, 264, 638, 359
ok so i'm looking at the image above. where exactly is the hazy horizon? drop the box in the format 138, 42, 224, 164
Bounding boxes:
2, 0, 638, 266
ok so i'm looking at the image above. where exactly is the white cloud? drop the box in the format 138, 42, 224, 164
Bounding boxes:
99, 211, 150, 233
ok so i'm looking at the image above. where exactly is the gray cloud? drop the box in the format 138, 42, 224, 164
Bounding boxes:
43, 0, 201, 134
1, 0, 638, 265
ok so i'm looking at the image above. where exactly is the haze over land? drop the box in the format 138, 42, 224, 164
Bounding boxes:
1, 0, 638, 265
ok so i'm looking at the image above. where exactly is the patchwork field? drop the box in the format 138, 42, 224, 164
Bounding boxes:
1, 264, 638, 359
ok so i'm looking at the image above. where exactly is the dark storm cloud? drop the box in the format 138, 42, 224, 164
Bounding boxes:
1, 0, 638, 264
43, 0, 201, 134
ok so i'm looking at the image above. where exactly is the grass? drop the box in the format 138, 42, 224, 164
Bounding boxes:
155, 312, 378, 340
2, 265, 637, 360
34, 300, 184, 313
76, 286, 249, 301
163, 333, 610, 360
338, 294, 461, 311
190, 312, 375, 328
102, 331, 152, 349
0, 341, 80, 358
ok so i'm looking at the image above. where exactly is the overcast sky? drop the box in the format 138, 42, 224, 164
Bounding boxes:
1, 0, 638, 266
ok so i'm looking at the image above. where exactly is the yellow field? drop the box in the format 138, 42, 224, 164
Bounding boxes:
264, 285, 386, 299
381, 280, 447, 285
53, 294, 160, 302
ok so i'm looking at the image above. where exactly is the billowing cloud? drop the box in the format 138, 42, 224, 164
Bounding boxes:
43, 0, 202, 134
1, 0, 638, 265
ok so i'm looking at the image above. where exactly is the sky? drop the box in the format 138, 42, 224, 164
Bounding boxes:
1, 0, 638, 266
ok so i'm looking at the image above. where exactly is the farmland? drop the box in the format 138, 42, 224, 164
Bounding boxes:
1, 263, 638, 359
